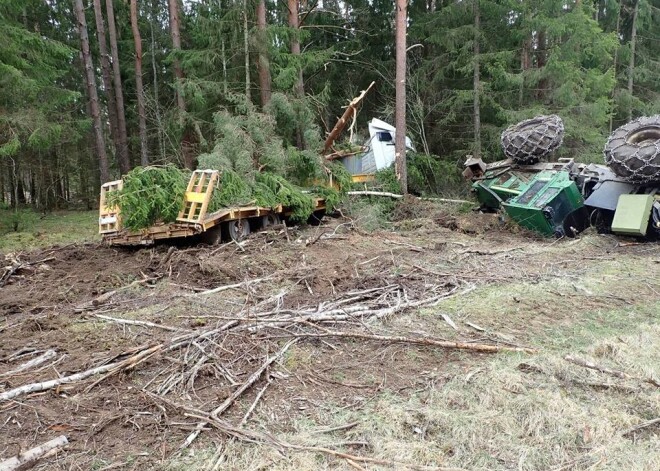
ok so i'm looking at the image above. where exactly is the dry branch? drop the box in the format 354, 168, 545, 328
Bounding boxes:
347, 191, 472, 205
0, 345, 162, 402
240, 379, 272, 426
92, 314, 184, 332
622, 417, 660, 436
272, 331, 536, 354
0, 435, 68, 471
288, 444, 466, 471
0, 350, 57, 378
190, 277, 267, 297
182, 340, 297, 448
564, 355, 660, 388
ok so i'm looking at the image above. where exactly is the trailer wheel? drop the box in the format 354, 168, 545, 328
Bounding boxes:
501, 115, 564, 164
307, 210, 326, 226
226, 218, 250, 241
604, 115, 660, 183
199, 226, 223, 245
262, 213, 281, 228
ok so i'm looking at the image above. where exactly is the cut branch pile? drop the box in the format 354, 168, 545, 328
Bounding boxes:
0, 251, 537, 469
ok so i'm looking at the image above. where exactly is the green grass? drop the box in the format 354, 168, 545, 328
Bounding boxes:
0, 209, 99, 251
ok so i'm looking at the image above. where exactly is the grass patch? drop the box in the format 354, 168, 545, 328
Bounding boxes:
0, 209, 98, 251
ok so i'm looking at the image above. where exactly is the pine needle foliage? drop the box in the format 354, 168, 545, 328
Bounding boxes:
106, 166, 189, 231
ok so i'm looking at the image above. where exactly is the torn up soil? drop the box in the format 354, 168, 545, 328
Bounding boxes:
0, 211, 658, 470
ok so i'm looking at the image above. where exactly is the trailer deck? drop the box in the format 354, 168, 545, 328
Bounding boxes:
99, 169, 326, 246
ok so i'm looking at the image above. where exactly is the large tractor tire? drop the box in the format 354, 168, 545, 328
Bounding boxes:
501, 115, 564, 164
604, 115, 660, 183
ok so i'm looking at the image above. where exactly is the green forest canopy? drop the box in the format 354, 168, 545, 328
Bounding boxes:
1, 0, 659, 210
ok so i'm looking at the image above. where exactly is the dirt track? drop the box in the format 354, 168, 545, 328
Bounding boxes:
1, 209, 659, 470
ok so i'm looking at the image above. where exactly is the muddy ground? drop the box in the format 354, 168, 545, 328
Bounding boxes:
0, 204, 659, 470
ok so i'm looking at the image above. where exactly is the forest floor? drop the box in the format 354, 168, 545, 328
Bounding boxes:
0, 200, 659, 471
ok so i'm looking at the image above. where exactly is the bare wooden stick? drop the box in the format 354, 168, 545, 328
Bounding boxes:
310, 421, 360, 435
347, 191, 472, 205
622, 417, 660, 436
271, 331, 536, 354
0, 350, 57, 378
190, 277, 267, 297
288, 444, 466, 471
92, 314, 184, 332
239, 379, 272, 426
0, 345, 162, 402
181, 340, 297, 449
0, 435, 68, 471
564, 355, 660, 388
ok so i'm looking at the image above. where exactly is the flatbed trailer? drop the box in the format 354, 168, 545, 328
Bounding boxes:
99, 169, 326, 246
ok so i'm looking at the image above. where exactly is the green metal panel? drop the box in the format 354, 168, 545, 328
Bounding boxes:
611, 194, 654, 236
502, 171, 585, 237
471, 170, 533, 209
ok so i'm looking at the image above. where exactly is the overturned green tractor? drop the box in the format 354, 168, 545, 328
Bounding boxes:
465, 115, 660, 239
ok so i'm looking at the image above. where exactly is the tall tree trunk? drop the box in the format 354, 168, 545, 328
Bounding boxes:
168, 0, 195, 169
628, 0, 639, 121
609, 3, 622, 133
221, 38, 228, 96
256, 0, 272, 107
105, 0, 130, 175
92, 0, 120, 169
74, 0, 110, 184
287, 0, 304, 99
243, 0, 251, 102
130, 0, 149, 166
150, 0, 165, 161
394, 0, 408, 194
288, 0, 305, 149
473, 0, 481, 159
168, 0, 186, 113
536, 30, 547, 101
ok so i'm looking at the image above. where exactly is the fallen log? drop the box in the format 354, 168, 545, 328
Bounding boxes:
0, 435, 68, 471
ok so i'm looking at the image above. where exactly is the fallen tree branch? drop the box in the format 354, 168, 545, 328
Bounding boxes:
0, 350, 57, 378
564, 355, 660, 388
310, 421, 360, 435
0, 345, 162, 402
239, 379, 272, 426
92, 314, 185, 332
190, 277, 268, 297
288, 444, 466, 471
181, 340, 297, 449
0, 435, 68, 471
347, 191, 472, 205
622, 417, 660, 437
74, 276, 161, 312
267, 330, 536, 354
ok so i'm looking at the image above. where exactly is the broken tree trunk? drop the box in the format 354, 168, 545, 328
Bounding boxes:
0, 435, 68, 471
323, 81, 375, 154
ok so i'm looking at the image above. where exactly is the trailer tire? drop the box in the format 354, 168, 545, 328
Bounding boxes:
307, 210, 326, 226
199, 226, 223, 245
226, 218, 251, 241
604, 115, 660, 183
501, 115, 564, 164
262, 213, 281, 228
